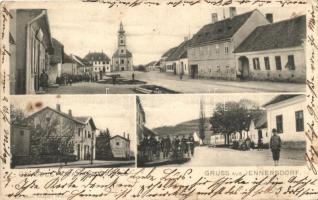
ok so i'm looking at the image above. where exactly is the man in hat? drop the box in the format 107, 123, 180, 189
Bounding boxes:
270, 128, 282, 166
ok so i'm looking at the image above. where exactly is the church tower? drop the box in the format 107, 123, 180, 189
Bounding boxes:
118, 22, 127, 54
112, 21, 133, 71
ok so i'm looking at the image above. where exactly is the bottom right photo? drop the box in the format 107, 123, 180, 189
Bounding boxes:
136, 94, 306, 167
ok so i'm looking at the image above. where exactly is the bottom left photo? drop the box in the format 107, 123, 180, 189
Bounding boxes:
10, 95, 136, 168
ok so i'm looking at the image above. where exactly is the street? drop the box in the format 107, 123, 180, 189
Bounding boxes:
46, 71, 305, 94
13, 160, 135, 169
168, 146, 305, 167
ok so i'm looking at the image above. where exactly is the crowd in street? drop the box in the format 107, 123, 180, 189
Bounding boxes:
139, 134, 196, 162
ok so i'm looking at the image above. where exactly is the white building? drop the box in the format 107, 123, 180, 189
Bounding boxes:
110, 133, 130, 159
263, 95, 305, 142
234, 15, 306, 83
84, 51, 111, 74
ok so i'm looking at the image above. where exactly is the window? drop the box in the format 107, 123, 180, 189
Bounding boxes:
276, 115, 283, 133
121, 49, 124, 53
120, 40, 123, 44
78, 128, 81, 137
224, 43, 229, 54
88, 133, 91, 138
215, 44, 220, 54
20, 130, 24, 136
199, 47, 203, 56
264, 57, 270, 70
116, 142, 120, 146
253, 58, 260, 70
275, 56, 282, 70
295, 110, 304, 132
287, 55, 295, 70
121, 59, 124, 64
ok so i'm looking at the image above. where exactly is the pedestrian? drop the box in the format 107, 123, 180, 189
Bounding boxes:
270, 128, 282, 166
245, 136, 251, 150
258, 137, 263, 151
188, 134, 195, 156
132, 72, 135, 81
181, 135, 187, 155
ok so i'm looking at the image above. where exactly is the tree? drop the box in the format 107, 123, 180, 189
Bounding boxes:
210, 101, 252, 145
95, 128, 113, 160
198, 98, 206, 145
28, 112, 75, 163
10, 104, 27, 125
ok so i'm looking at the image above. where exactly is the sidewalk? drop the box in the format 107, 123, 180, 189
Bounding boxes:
14, 160, 135, 169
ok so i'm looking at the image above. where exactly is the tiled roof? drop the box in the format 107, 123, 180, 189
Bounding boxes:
161, 47, 178, 58
84, 52, 111, 62
50, 38, 64, 65
112, 49, 132, 58
28, 107, 85, 125
63, 53, 73, 63
189, 11, 254, 47
235, 15, 306, 53
254, 112, 267, 129
263, 95, 301, 107
166, 39, 191, 61
111, 135, 130, 141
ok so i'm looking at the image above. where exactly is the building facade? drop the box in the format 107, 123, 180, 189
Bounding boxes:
84, 51, 111, 74
264, 95, 306, 142
10, 9, 54, 94
48, 38, 64, 84
234, 15, 306, 82
165, 38, 190, 75
110, 134, 130, 159
187, 9, 269, 80
27, 104, 97, 160
112, 22, 133, 71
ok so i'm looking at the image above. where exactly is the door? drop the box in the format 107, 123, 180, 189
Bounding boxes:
77, 144, 80, 160
238, 56, 249, 80
190, 65, 198, 79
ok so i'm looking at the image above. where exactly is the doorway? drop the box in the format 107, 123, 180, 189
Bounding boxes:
190, 65, 198, 79
238, 56, 250, 80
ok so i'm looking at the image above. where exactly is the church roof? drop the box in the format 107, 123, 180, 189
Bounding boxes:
112, 49, 132, 58
84, 52, 110, 62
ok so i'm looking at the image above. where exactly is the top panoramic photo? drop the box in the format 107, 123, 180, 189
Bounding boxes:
9, 5, 306, 94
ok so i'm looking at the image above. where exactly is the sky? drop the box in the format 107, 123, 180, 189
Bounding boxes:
11, 95, 136, 150
9, 2, 306, 65
140, 94, 280, 129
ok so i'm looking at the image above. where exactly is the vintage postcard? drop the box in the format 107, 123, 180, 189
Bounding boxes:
0, 0, 318, 200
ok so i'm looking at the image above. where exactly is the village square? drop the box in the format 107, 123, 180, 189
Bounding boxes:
9, 7, 306, 94
10, 95, 135, 168
137, 94, 306, 167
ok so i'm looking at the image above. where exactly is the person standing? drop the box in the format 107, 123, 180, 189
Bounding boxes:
188, 134, 195, 156
270, 128, 282, 166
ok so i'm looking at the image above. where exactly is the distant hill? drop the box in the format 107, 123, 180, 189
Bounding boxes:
153, 118, 209, 137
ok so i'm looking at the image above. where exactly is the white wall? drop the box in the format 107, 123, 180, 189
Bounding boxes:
266, 96, 306, 142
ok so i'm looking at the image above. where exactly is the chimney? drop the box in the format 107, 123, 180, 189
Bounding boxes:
56, 104, 61, 111
266, 13, 273, 23
229, 7, 237, 18
123, 132, 126, 138
127, 134, 130, 140
68, 109, 72, 116
211, 13, 218, 23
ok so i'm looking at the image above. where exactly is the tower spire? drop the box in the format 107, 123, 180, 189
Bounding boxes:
119, 21, 124, 33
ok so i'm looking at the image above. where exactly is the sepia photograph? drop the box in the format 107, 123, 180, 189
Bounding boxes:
10, 95, 136, 168
137, 94, 306, 167
9, 5, 306, 94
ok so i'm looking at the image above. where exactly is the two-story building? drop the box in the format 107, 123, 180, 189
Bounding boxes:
110, 133, 130, 159
187, 8, 269, 80
84, 51, 111, 74
27, 104, 97, 160
234, 15, 306, 82
10, 9, 54, 94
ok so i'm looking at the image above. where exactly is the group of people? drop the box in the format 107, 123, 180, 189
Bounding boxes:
139, 134, 196, 162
